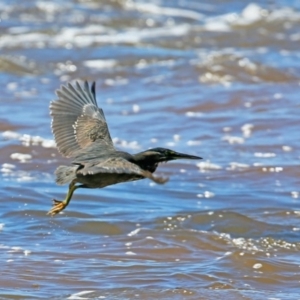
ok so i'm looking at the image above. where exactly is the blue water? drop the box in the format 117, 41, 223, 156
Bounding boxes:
1, 1, 300, 299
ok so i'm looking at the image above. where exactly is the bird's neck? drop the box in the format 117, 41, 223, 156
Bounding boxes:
132, 152, 158, 173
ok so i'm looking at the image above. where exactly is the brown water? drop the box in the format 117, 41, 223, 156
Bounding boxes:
1, 1, 300, 299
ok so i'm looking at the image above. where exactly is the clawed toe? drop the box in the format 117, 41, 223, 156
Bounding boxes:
47, 199, 66, 216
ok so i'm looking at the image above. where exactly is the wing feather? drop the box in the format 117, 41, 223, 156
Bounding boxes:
50, 81, 114, 158
76, 156, 168, 184
77, 157, 143, 176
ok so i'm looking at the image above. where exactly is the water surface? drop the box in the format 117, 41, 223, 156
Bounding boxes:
1, 0, 300, 299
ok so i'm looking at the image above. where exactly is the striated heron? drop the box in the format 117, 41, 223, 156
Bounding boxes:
48, 81, 202, 216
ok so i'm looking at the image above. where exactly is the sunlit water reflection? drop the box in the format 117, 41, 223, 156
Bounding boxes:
0, 0, 300, 298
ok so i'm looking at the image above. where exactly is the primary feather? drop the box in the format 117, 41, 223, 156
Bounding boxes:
50, 81, 114, 158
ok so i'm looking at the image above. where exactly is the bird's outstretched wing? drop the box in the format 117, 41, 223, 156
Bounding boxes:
50, 81, 114, 158
77, 157, 168, 184
50, 82, 114, 157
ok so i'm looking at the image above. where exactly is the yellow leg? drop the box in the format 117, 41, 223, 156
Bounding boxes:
48, 181, 79, 216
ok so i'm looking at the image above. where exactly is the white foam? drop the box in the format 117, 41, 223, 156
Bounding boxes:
67, 291, 95, 300
83, 59, 117, 69
253, 263, 262, 269
185, 111, 203, 117
9, 246, 23, 252
204, 191, 215, 198
7, 82, 18, 91
2, 131, 20, 140
282, 145, 292, 152
291, 191, 299, 199
8, 27, 30, 34
4, 171, 31, 181
274, 93, 283, 99
132, 104, 140, 113
112, 138, 140, 150
241, 123, 254, 138
173, 134, 180, 141
204, 16, 232, 32
204, 3, 300, 34
166, 142, 176, 147
1, 23, 191, 48
199, 72, 233, 86
254, 152, 276, 158
125, 251, 137, 255
1, 165, 51, 182
127, 228, 141, 236
228, 162, 250, 170
126, 2, 204, 21
187, 140, 201, 146
2, 4, 300, 50
240, 3, 265, 25
197, 160, 222, 171
223, 127, 232, 132
24, 250, 31, 256
204, 3, 265, 32
136, 58, 175, 70
262, 167, 283, 173
267, 6, 300, 22
216, 251, 232, 261
1, 163, 15, 174
10, 153, 32, 163
222, 135, 245, 144
2, 130, 56, 148
36, 1, 64, 13
104, 78, 128, 86
41, 139, 56, 148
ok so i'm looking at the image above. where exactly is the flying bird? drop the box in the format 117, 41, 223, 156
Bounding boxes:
48, 81, 202, 215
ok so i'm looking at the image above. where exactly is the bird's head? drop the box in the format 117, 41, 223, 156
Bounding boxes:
144, 147, 202, 163
133, 147, 202, 172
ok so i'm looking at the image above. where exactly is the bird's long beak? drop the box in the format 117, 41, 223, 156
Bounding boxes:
172, 151, 202, 160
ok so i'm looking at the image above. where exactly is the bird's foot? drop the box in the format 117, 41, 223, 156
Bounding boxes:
47, 199, 67, 216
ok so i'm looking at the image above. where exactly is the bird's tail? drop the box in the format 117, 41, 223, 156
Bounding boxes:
55, 165, 78, 185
